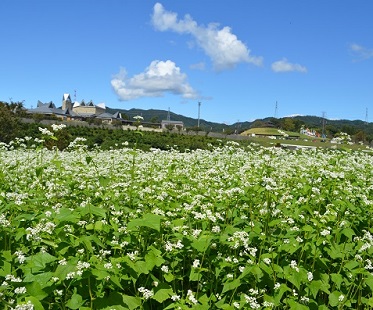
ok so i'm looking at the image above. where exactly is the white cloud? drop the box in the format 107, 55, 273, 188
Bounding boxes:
111, 60, 198, 101
271, 58, 307, 73
151, 3, 263, 71
350, 43, 373, 61
189, 62, 205, 70
285, 114, 303, 118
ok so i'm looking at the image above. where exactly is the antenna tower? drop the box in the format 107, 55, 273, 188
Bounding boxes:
167, 107, 171, 121
74, 89, 77, 102
274, 101, 278, 118
365, 107, 368, 124
197, 102, 201, 127
321, 112, 327, 138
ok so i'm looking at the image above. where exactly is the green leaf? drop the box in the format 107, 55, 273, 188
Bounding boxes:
2, 250, 12, 261
361, 297, 373, 307
53, 160, 62, 169
344, 260, 359, 271
122, 295, 141, 310
326, 244, 343, 259
25, 281, 48, 300
145, 246, 165, 271
84, 205, 107, 218
331, 273, 343, 290
308, 280, 322, 299
27, 252, 57, 269
24, 272, 54, 286
189, 268, 202, 281
364, 275, 373, 291
134, 260, 149, 275
222, 278, 241, 294
288, 299, 309, 310
54, 261, 77, 280
274, 284, 291, 304
35, 166, 44, 177
152, 284, 173, 303
191, 235, 212, 253
329, 291, 344, 307
164, 273, 175, 282
55, 207, 79, 223
127, 213, 162, 232
66, 293, 84, 309
341, 228, 355, 241
86, 156, 93, 164
25, 296, 44, 310
99, 176, 110, 187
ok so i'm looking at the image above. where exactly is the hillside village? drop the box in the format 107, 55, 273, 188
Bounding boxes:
27, 93, 185, 131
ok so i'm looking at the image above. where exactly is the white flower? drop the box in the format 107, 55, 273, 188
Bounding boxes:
192, 259, 200, 268
59, 258, 67, 265
138, 287, 154, 300
263, 258, 271, 265
307, 272, 313, 281
320, 229, 330, 236
290, 260, 299, 272
339, 294, 345, 302
55, 289, 63, 296
14, 287, 27, 294
171, 294, 180, 301
104, 262, 113, 269
161, 265, 169, 273
186, 290, 198, 305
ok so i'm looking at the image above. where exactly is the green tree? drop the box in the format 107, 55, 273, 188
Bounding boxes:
0, 101, 20, 143
354, 130, 366, 143
281, 118, 295, 131
165, 124, 174, 132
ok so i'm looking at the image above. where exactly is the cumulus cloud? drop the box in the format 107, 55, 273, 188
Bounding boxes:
350, 43, 373, 61
151, 2, 263, 71
111, 60, 198, 101
271, 58, 307, 73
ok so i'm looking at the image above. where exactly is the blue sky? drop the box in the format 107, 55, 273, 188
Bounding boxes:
1, 1, 373, 124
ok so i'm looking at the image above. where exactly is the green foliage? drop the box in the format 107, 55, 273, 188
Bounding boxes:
1, 134, 373, 309
0, 101, 21, 143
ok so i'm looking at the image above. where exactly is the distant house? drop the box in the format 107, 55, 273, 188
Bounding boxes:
96, 111, 123, 124
161, 120, 184, 130
27, 101, 78, 120
27, 93, 122, 122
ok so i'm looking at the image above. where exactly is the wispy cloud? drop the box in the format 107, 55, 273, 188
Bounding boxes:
350, 43, 373, 61
189, 62, 205, 71
111, 60, 198, 101
271, 58, 307, 73
151, 3, 263, 71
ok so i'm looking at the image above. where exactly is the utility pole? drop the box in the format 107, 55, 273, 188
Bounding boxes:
197, 101, 201, 128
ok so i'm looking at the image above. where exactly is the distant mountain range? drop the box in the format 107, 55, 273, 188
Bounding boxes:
106, 107, 373, 135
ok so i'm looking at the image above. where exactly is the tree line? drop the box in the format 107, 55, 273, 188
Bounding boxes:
1, 100, 373, 147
